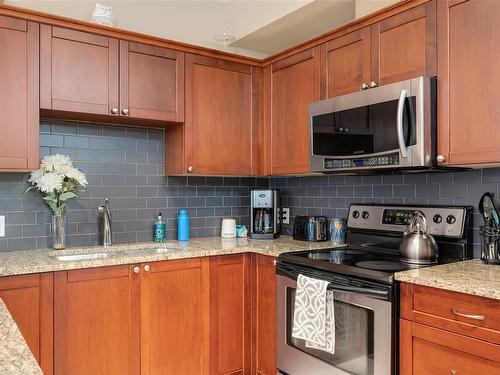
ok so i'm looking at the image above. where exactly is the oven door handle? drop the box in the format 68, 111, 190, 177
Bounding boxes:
329, 285, 390, 300
397, 89, 408, 158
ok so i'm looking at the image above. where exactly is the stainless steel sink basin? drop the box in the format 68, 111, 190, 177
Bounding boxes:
51, 253, 112, 261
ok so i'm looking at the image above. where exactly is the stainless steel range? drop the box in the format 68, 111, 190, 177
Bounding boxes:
276, 203, 473, 375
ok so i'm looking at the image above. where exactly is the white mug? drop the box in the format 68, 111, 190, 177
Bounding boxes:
221, 218, 236, 238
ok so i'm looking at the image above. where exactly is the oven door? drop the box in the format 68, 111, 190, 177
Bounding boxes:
309, 76, 434, 172
276, 273, 392, 375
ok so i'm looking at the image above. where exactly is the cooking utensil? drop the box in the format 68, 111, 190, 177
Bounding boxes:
399, 211, 438, 265
479, 192, 499, 226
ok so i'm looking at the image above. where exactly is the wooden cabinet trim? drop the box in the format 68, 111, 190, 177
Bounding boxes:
271, 48, 315, 72
52, 25, 110, 46
0, 273, 40, 290
190, 53, 252, 75
67, 264, 131, 282
0, 14, 26, 31
128, 41, 180, 59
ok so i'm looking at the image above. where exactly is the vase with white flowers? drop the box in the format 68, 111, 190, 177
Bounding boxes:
26, 154, 87, 249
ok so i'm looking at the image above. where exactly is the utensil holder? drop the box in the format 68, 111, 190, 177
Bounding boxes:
480, 225, 500, 264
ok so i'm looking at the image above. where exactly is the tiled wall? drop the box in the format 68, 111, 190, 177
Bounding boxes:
0, 120, 267, 251
270, 170, 500, 257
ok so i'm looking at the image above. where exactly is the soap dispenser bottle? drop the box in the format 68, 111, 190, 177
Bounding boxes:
154, 213, 166, 242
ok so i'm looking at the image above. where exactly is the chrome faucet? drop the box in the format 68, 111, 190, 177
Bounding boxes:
98, 198, 112, 247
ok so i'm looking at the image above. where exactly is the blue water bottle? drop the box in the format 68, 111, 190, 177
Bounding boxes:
177, 209, 189, 241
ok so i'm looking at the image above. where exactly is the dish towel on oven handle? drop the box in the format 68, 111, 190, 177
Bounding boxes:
292, 274, 336, 354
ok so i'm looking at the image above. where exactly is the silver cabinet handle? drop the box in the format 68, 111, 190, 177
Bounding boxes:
187, 166, 193, 173
397, 89, 408, 158
122, 108, 129, 115
111, 108, 118, 114
144, 264, 151, 272
450, 308, 485, 321
360, 82, 369, 90
437, 154, 446, 163
133, 266, 140, 274
369, 81, 378, 88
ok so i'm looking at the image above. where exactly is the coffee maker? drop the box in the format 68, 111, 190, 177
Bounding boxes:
250, 189, 280, 240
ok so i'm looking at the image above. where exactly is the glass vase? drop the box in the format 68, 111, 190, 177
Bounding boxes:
51, 213, 67, 250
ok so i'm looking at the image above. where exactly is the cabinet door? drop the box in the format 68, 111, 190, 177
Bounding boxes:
140, 258, 209, 375
324, 27, 371, 97
371, 2, 436, 86
54, 265, 140, 375
180, 54, 255, 176
0, 273, 53, 375
437, 0, 500, 165
0, 16, 39, 171
268, 47, 321, 175
210, 254, 251, 375
40, 25, 119, 116
251, 255, 276, 375
120, 41, 184, 122
400, 320, 500, 375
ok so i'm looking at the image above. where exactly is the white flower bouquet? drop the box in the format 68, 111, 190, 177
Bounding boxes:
26, 154, 88, 215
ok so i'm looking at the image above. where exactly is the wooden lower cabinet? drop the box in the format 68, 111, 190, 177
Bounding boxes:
0, 273, 53, 375
209, 254, 252, 375
140, 258, 210, 375
400, 282, 500, 375
54, 265, 141, 375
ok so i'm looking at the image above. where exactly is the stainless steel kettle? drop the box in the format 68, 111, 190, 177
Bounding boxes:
399, 211, 438, 265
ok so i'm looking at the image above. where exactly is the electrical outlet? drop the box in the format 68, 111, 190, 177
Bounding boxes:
282, 208, 290, 225
0, 216, 4, 237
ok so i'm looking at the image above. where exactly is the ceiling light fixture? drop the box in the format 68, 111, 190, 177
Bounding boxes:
215, 21, 236, 47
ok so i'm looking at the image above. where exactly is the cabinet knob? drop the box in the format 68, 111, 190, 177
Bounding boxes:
450, 370, 457, 375
437, 154, 446, 163
369, 81, 378, 88
187, 166, 193, 173
273, 259, 277, 267
111, 108, 118, 114
144, 264, 151, 272
122, 108, 129, 115
360, 82, 369, 90
133, 266, 140, 274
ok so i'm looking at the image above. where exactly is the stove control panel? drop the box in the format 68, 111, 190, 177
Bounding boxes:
348, 204, 468, 238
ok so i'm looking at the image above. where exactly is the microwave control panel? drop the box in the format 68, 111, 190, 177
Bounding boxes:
324, 153, 399, 169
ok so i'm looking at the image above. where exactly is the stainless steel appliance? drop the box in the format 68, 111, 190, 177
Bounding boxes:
293, 216, 328, 242
250, 189, 280, 240
276, 203, 473, 375
399, 211, 438, 265
309, 76, 437, 173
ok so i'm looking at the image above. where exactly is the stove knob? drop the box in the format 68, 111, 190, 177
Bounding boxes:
352, 210, 360, 219
433, 214, 443, 224
446, 215, 456, 224
362, 211, 370, 219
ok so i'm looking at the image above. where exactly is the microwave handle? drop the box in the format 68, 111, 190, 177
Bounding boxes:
397, 89, 408, 158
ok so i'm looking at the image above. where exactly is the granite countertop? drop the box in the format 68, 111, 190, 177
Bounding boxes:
0, 299, 42, 375
395, 259, 500, 300
0, 236, 338, 277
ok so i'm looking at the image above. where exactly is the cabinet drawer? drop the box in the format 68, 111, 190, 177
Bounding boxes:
407, 284, 500, 345
408, 322, 500, 375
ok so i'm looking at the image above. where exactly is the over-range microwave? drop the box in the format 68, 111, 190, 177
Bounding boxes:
309, 76, 437, 173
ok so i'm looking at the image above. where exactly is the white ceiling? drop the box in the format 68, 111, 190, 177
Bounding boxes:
6, 0, 399, 59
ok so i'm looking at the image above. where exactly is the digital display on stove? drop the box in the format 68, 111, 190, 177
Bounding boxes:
382, 209, 414, 225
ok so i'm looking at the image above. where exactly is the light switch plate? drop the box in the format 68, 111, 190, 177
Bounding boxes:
0, 216, 4, 237
282, 208, 290, 225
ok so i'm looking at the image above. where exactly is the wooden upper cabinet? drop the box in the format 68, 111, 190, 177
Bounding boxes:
209, 254, 251, 375
54, 265, 141, 375
323, 2, 435, 98
140, 258, 209, 375
41, 25, 119, 116
268, 47, 321, 175
324, 27, 371, 97
0, 273, 53, 375
0, 16, 39, 171
371, 1, 436, 86
120, 41, 184, 122
173, 54, 256, 176
437, 0, 500, 165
